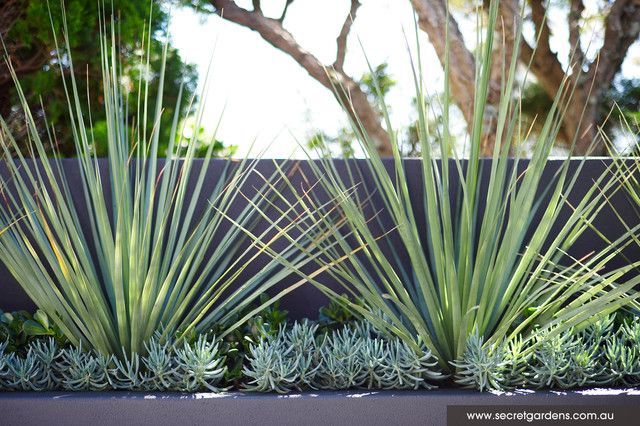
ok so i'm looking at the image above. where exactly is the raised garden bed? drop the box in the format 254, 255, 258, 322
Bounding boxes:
1, 159, 639, 425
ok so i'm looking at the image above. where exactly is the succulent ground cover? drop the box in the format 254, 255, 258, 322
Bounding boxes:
0, 333, 226, 392
242, 320, 442, 393
3, 304, 640, 393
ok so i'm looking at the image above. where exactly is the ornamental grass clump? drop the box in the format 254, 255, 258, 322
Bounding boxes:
250, 0, 640, 374
0, 5, 320, 358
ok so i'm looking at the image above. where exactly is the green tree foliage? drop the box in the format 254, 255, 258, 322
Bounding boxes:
175, 117, 238, 158
358, 63, 396, 104
0, 0, 204, 157
602, 79, 640, 144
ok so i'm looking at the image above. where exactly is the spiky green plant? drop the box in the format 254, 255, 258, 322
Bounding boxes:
356, 337, 388, 389
501, 336, 530, 389
316, 326, 365, 390
242, 321, 322, 393
283, 320, 321, 389
0, 340, 8, 390
383, 338, 440, 390
241, 0, 640, 373
604, 317, 640, 386
454, 317, 617, 391
605, 336, 640, 386
526, 317, 615, 389
0, 4, 320, 358
4, 352, 45, 391
317, 323, 442, 390
110, 352, 146, 390
0, 333, 230, 392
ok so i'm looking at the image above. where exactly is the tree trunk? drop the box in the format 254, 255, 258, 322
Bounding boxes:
414, 0, 639, 156
410, 0, 477, 132
411, 0, 502, 157
561, 84, 601, 155
518, 0, 640, 155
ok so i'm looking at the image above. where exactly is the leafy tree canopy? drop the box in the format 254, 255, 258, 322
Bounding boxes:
0, 0, 230, 157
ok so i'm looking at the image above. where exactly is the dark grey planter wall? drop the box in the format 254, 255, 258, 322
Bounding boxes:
1, 390, 640, 426
0, 158, 638, 319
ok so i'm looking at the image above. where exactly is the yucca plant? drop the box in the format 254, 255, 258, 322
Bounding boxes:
0, 4, 326, 358
602, 112, 640, 296
237, 0, 640, 373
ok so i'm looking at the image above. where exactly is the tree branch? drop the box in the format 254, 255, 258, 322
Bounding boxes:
0, 0, 50, 87
488, 1, 519, 86
251, 0, 261, 14
568, 0, 585, 69
279, 0, 295, 23
520, 0, 566, 98
587, 0, 640, 96
210, 0, 392, 155
333, 0, 361, 72
211, 1, 331, 89
0, 0, 24, 36
529, 0, 552, 54
410, 0, 483, 130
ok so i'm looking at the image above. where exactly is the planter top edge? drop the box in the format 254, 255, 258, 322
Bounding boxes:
1, 388, 639, 401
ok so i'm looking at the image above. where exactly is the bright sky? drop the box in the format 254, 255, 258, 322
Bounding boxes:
168, 0, 640, 158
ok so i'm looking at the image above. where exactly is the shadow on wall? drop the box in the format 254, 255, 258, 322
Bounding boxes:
0, 158, 637, 319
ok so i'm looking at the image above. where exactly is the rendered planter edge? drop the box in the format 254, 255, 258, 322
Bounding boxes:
1, 388, 639, 425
